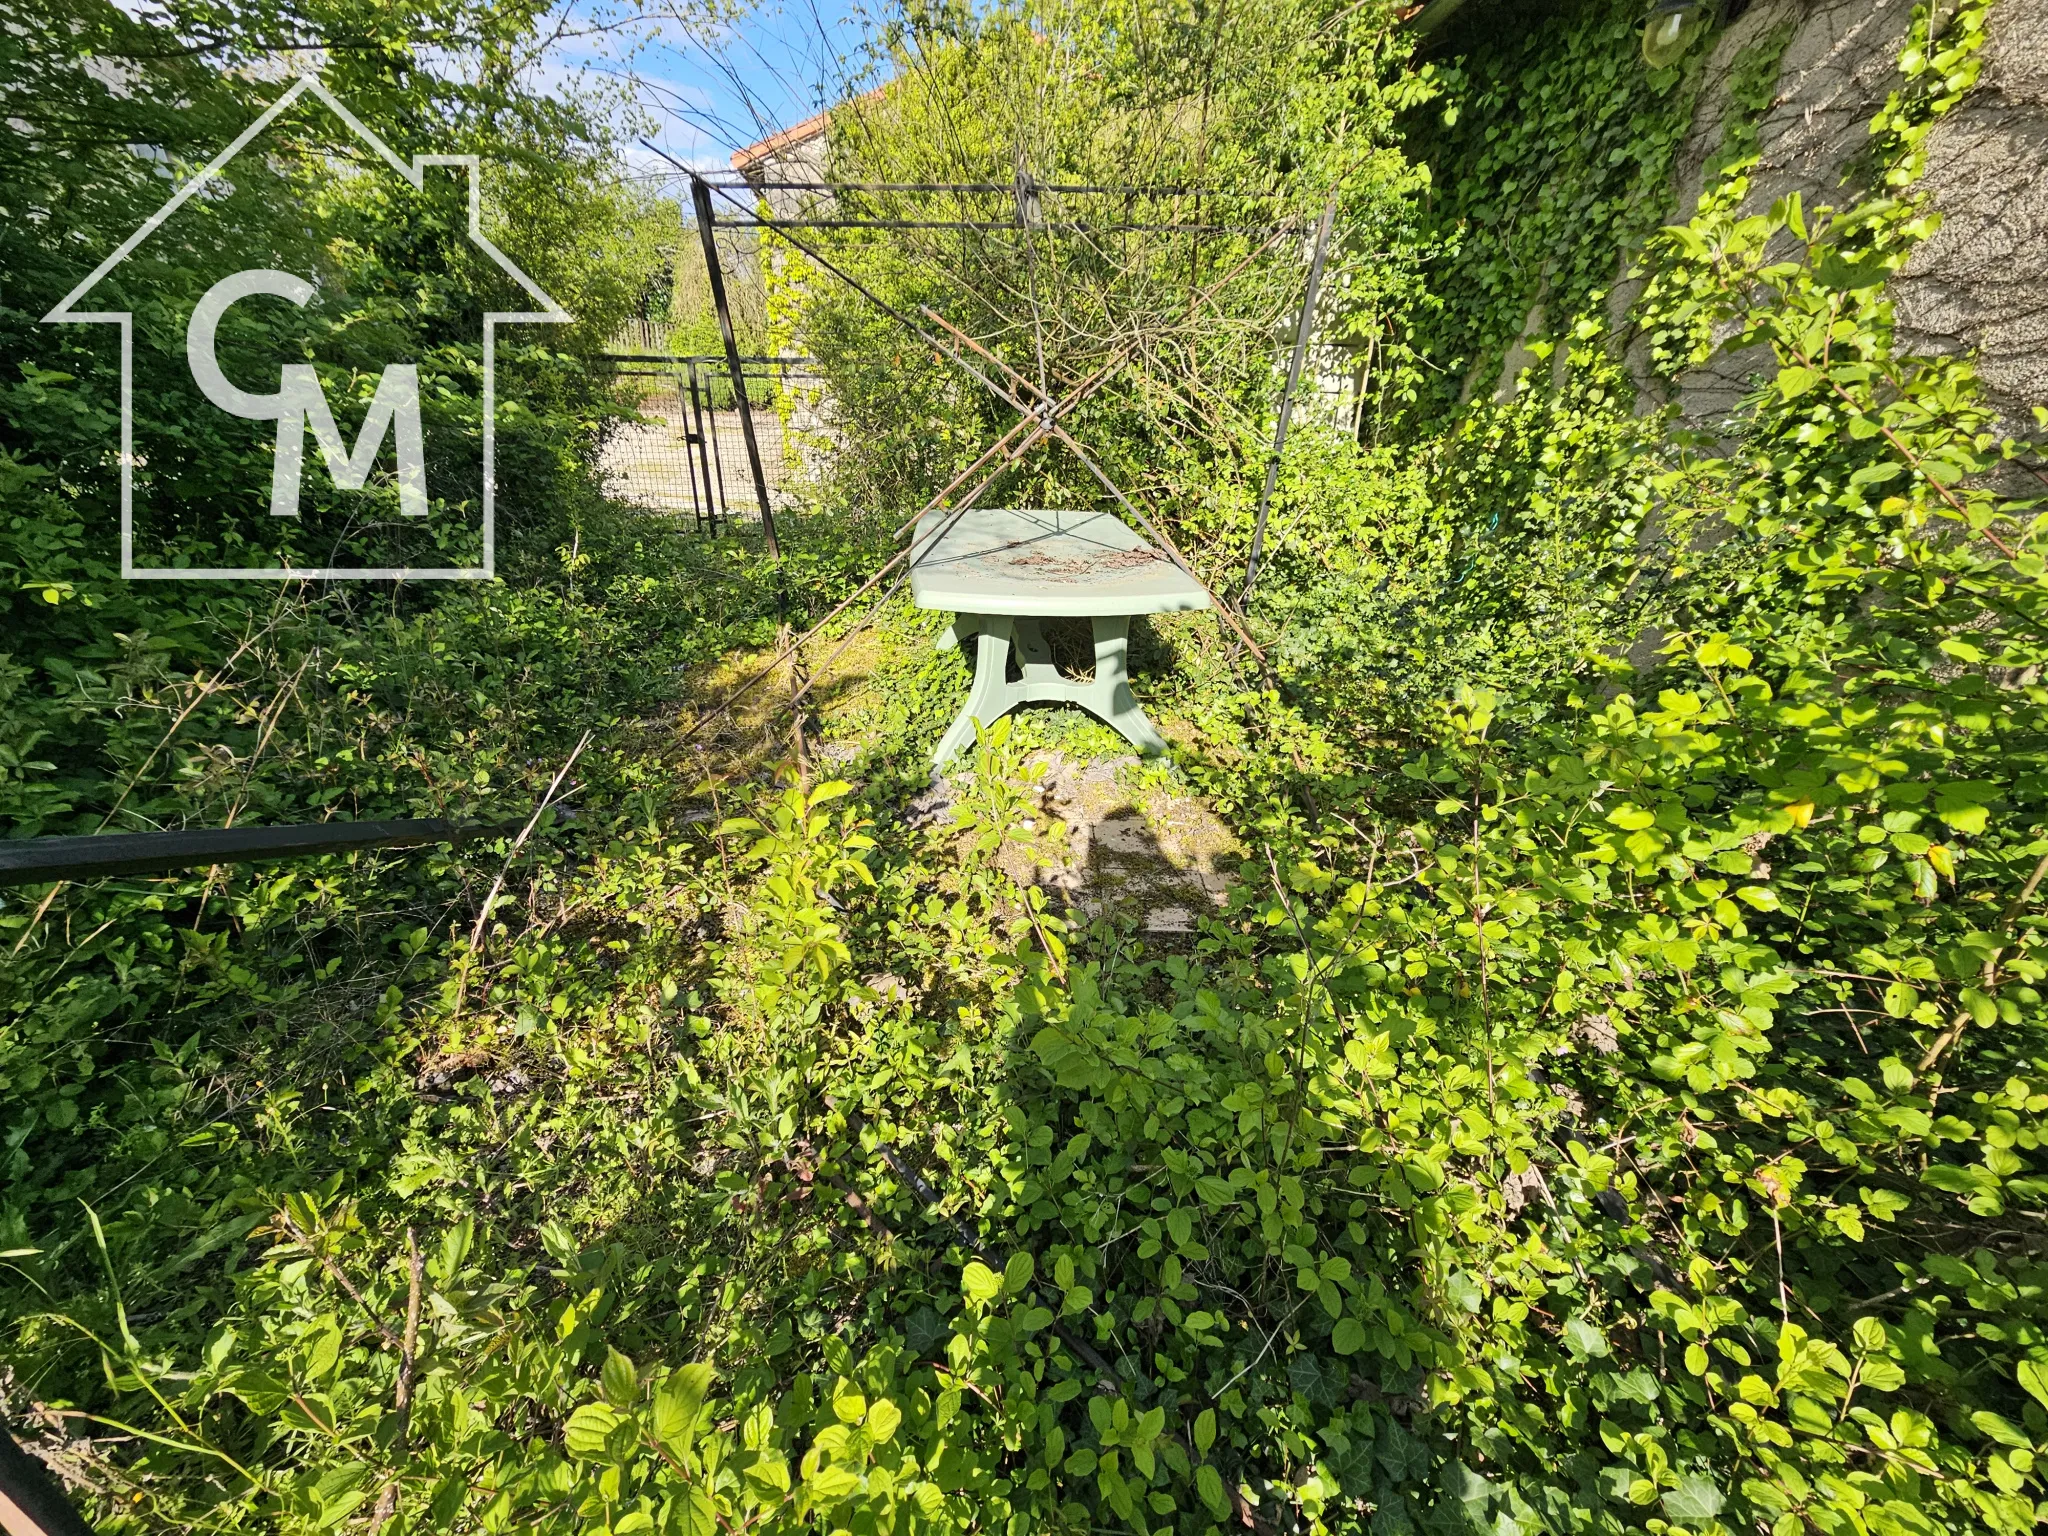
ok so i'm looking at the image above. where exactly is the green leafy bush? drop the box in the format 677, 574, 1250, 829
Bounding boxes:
8, 4, 2048, 1536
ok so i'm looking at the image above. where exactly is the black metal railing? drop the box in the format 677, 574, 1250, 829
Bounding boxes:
0, 818, 507, 887
1, 1416, 96, 1536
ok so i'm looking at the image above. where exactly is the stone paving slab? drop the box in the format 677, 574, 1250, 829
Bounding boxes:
1002, 750, 1241, 934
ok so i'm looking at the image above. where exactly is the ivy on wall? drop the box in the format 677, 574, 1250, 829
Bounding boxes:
1701, 14, 1797, 184
1393, 0, 1712, 427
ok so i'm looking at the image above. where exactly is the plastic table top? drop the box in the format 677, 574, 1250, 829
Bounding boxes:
908, 507, 1210, 618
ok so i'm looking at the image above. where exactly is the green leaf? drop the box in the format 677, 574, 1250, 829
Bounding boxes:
962, 1261, 1002, 1304
1923, 1163, 1998, 1198
1776, 365, 1822, 400
2007, 1359, 2048, 1417
832, 1381, 866, 1424
434, 1216, 474, 1283
1859, 1186, 1910, 1222
1196, 1463, 1231, 1519
1563, 1317, 1609, 1360
304, 1324, 341, 1381
866, 1397, 903, 1443
1695, 637, 1753, 669
806, 1462, 861, 1499
1332, 1317, 1367, 1355
564, 1401, 622, 1459
1289, 1352, 1339, 1407
675, 1488, 717, 1536
601, 1346, 638, 1408
1445, 1271, 1483, 1314
1377, 1421, 1429, 1482
653, 1363, 714, 1452
1662, 1474, 1725, 1521
1971, 1410, 2031, 1448
537, 1221, 581, 1268
1089, 1394, 1114, 1437
1933, 783, 1994, 834
2017, 1359, 2048, 1411
1003, 1250, 1035, 1295
1194, 1408, 1217, 1456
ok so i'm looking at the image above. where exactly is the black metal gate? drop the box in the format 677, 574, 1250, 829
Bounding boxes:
598, 353, 820, 534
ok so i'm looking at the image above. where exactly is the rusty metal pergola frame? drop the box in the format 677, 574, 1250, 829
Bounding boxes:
618, 155, 1337, 756
637, 150, 1323, 614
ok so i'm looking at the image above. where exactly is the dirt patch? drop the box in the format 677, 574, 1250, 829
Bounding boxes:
1005, 749, 1242, 932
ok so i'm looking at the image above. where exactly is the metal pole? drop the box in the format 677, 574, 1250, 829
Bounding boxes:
700, 365, 732, 534
677, 361, 706, 532
690, 176, 780, 557
687, 176, 807, 776
1240, 195, 1338, 611
686, 363, 718, 534
2, 1415, 99, 1536
0, 818, 505, 886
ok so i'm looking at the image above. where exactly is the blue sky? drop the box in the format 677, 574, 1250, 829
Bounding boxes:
539, 0, 886, 178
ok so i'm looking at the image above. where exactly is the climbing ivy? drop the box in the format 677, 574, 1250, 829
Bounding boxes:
1700, 15, 1796, 185
1394, 0, 1710, 427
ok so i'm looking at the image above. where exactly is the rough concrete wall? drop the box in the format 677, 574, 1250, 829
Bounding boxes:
1668, 0, 1917, 423
1668, 0, 2047, 430
1891, 0, 2048, 429
1714, 0, 1919, 210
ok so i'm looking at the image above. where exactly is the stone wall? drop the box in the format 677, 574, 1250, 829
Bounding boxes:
1664, 0, 2046, 429
1892, 0, 2048, 430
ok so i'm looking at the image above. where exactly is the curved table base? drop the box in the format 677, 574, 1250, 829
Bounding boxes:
933, 613, 1167, 770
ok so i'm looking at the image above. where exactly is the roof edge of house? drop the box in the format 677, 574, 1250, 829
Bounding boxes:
731, 107, 833, 175
730, 82, 892, 178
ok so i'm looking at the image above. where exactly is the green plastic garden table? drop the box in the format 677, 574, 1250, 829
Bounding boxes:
909, 507, 1209, 770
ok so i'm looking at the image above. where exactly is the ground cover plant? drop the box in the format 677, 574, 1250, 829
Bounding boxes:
5, 1, 2048, 1534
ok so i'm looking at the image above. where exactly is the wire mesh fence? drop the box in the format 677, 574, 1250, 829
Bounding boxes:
597, 354, 822, 532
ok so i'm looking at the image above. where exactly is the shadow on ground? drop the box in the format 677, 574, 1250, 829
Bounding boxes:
1006, 748, 1240, 934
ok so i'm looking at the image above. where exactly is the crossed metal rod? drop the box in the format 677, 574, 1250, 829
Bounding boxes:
702, 178, 1277, 665
664, 211, 1303, 751
911, 301, 1272, 670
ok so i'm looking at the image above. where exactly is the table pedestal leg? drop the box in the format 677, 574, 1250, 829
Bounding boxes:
1082, 615, 1168, 755
933, 615, 1014, 769
932, 613, 1169, 769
